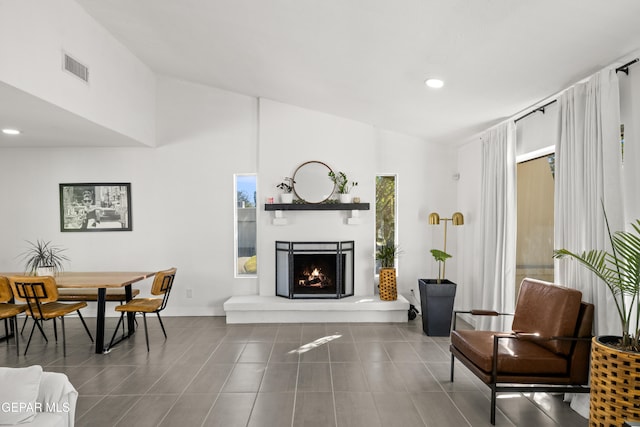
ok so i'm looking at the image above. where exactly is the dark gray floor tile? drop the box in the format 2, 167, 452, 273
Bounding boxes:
334, 391, 382, 427
248, 392, 295, 427
355, 341, 390, 361
76, 395, 141, 427
114, 394, 178, 427
269, 342, 301, 363
372, 391, 426, 426
331, 362, 370, 392
384, 341, 422, 362
411, 391, 471, 426
238, 342, 273, 363
221, 362, 266, 392
297, 362, 332, 392
203, 393, 256, 427
185, 362, 234, 394
260, 362, 298, 392
328, 341, 360, 362
293, 391, 336, 427
362, 362, 408, 392
394, 362, 442, 392
158, 393, 216, 426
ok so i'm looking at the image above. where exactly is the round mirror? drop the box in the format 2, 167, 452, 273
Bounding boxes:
293, 161, 336, 203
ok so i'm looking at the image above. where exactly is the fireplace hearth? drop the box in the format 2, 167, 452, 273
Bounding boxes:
276, 241, 354, 299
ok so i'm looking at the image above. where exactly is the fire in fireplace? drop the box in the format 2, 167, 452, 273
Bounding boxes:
276, 241, 354, 299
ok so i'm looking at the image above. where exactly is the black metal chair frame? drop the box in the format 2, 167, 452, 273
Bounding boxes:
108, 271, 175, 352
13, 280, 93, 356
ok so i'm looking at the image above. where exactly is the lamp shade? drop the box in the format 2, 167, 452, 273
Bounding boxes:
428, 212, 440, 225
452, 212, 464, 226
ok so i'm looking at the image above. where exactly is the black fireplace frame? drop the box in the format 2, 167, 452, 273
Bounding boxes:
275, 241, 354, 299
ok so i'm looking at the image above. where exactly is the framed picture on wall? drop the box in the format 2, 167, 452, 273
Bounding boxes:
59, 183, 132, 232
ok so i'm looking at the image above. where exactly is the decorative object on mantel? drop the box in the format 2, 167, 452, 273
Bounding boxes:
20, 239, 69, 276
376, 241, 401, 301
419, 211, 464, 336
554, 207, 640, 425
292, 160, 335, 204
276, 177, 295, 203
328, 170, 357, 203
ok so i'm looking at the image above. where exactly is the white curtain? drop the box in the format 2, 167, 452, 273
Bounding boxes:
478, 121, 517, 331
554, 68, 624, 337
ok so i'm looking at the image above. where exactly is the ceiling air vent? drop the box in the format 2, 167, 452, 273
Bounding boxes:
63, 53, 89, 83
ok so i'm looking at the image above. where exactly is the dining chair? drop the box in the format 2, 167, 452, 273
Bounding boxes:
108, 268, 177, 352
0, 276, 27, 356
9, 276, 94, 356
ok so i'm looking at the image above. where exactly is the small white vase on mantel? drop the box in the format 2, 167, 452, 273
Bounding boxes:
339, 194, 351, 203
280, 193, 293, 203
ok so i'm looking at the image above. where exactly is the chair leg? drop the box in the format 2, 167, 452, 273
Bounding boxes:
60, 316, 67, 357
107, 313, 126, 350
13, 316, 20, 356
156, 312, 167, 339
76, 311, 94, 342
450, 353, 455, 382
21, 314, 27, 334
490, 386, 497, 425
142, 313, 149, 352
24, 319, 38, 356
53, 318, 58, 342
32, 318, 48, 343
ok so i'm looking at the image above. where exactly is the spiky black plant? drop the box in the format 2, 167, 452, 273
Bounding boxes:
20, 239, 69, 275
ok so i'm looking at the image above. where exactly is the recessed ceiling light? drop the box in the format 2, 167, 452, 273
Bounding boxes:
425, 78, 444, 89
2, 128, 21, 135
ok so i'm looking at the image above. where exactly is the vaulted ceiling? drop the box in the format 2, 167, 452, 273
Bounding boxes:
5, 1, 640, 147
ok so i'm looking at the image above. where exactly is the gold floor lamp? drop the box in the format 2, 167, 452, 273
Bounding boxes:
428, 212, 464, 279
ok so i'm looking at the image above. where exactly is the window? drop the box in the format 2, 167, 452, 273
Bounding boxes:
516, 155, 554, 294
235, 174, 257, 276
375, 174, 397, 273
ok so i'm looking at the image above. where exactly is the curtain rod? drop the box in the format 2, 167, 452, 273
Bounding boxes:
515, 58, 639, 124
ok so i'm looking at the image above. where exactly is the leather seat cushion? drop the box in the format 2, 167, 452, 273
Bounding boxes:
115, 298, 162, 313
451, 330, 568, 375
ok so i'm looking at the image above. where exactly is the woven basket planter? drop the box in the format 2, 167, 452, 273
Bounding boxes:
590, 336, 640, 427
378, 268, 397, 301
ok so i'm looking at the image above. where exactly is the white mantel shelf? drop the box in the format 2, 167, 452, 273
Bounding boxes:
223, 294, 410, 324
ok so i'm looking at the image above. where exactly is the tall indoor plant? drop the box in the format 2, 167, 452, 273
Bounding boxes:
554, 211, 640, 425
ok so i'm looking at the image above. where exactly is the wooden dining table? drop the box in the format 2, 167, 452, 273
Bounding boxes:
3, 271, 156, 354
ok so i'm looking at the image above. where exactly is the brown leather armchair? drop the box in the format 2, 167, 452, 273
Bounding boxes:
450, 278, 594, 425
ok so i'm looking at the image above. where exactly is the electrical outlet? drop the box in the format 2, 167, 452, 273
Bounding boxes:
186, 289, 193, 298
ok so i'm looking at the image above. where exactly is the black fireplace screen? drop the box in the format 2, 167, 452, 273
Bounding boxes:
276, 241, 354, 299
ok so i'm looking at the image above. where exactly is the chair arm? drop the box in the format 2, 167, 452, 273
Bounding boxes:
452, 310, 514, 330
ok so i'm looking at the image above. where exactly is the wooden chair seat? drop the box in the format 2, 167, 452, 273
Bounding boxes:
115, 298, 162, 313
25, 301, 88, 319
0, 303, 27, 318
57, 288, 140, 302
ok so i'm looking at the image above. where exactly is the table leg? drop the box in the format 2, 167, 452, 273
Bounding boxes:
95, 288, 106, 354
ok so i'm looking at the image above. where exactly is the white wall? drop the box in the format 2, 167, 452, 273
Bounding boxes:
0, 76, 257, 316
0, 0, 156, 146
257, 99, 376, 296
0, 75, 460, 316
375, 129, 458, 303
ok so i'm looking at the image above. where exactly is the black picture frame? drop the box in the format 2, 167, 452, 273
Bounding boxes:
59, 183, 132, 232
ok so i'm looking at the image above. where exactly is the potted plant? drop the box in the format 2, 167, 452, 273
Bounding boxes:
375, 241, 400, 301
328, 171, 357, 203
554, 211, 640, 425
20, 239, 69, 276
276, 177, 295, 203
418, 249, 457, 336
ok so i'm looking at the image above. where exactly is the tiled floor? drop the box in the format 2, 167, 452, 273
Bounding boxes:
0, 316, 588, 427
